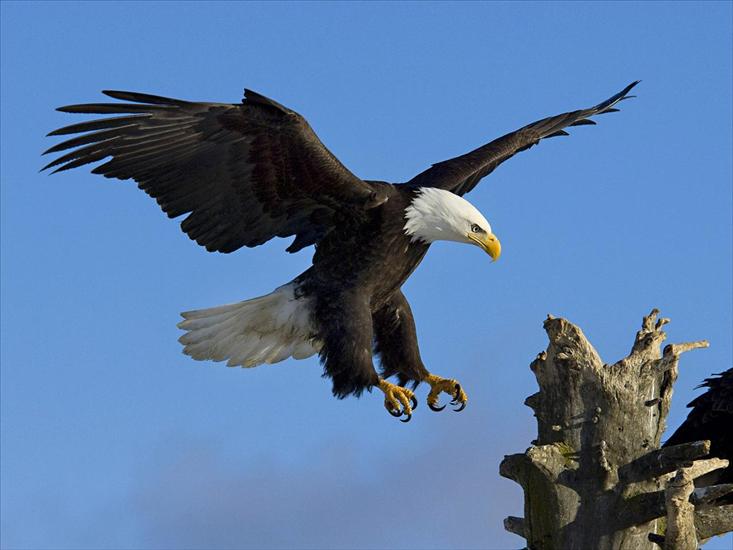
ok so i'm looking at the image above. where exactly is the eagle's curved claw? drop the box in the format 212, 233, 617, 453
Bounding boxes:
378, 379, 415, 422
451, 383, 468, 412
425, 374, 468, 413
450, 383, 465, 407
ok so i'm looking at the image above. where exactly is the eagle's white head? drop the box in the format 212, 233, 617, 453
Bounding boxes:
403, 187, 501, 260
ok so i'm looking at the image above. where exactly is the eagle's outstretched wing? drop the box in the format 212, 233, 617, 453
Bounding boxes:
43, 89, 385, 253
405, 81, 639, 196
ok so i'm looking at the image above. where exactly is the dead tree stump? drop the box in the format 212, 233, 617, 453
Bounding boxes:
500, 309, 732, 550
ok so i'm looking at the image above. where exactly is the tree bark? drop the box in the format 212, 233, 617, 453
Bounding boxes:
500, 309, 731, 549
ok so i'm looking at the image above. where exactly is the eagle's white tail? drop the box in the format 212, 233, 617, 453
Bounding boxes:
177, 283, 320, 368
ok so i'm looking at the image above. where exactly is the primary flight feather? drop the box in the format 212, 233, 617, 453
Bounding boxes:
44, 81, 638, 421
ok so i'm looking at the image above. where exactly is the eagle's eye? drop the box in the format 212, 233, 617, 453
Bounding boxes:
470, 223, 482, 233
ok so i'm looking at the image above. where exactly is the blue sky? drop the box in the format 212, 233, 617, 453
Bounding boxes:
1, 1, 731, 549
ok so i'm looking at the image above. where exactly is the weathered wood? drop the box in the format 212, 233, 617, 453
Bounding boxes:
620, 441, 710, 484
504, 516, 526, 538
500, 310, 732, 549
664, 469, 697, 550
695, 505, 733, 540
691, 484, 733, 506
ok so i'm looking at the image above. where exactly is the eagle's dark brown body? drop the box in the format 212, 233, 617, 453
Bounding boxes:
296, 185, 430, 396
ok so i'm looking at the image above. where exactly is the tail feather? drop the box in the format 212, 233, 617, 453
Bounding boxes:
180, 295, 272, 320
178, 308, 245, 332
177, 283, 320, 368
292, 341, 318, 360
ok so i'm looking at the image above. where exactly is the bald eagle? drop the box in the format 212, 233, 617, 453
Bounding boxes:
43, 81, 638, 421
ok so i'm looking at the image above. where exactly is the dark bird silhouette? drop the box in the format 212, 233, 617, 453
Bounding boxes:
43, 81, 638, 420
665, 368, 733, 502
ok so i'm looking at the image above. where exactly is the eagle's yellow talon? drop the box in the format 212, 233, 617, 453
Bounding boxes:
425, 374, 468, 413
378, 379, 414, 422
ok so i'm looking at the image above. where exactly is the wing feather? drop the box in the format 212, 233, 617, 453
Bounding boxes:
44, 89, 383, 253
406, 81, 639, 196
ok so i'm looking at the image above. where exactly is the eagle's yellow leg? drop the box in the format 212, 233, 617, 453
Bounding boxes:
425, 373, 468, 412
378, 379, 416, 422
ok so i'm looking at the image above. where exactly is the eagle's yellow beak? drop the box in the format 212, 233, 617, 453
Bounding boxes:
469, 232, 501, 261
